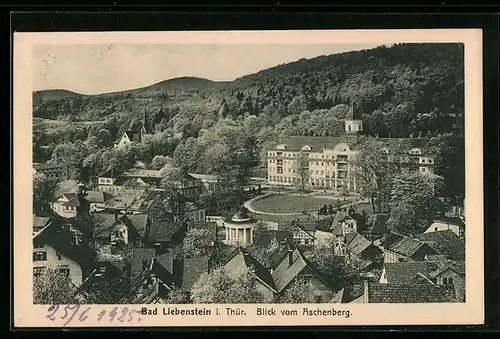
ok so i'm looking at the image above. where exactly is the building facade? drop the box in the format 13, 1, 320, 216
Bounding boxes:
33, 163, 69, 181
265, 104, 435, 192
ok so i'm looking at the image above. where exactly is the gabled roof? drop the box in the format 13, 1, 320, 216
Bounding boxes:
148, 220, 186, 243
432, 217, 465, 228
330, 288, 349, 303
57, 193, 80, 207
124, 130, 141, 142
99, 168, 121, 178
33, 217, 95, 270
124, 214, 149, 235
381, 232, 434, 258
345, 232, 357, 246
271, 248, 309, 293
416, 230, 465, 261
180, 256, 211, 292
429, 261, 466, 279
410, 272, 436, 285
33, 215, 51, 228
346, 233, 374, 257
84, 191, 111, 203
383, 262, 431, 284
223, 248, 277, 292
367, 282, 457, 303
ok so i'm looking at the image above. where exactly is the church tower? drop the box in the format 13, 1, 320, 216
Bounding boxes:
344, 101, 363, 134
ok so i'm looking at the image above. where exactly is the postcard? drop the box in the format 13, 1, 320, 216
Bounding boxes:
13, 28, 484, 327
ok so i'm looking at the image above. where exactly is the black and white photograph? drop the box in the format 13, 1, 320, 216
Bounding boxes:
13, 29, 484, 327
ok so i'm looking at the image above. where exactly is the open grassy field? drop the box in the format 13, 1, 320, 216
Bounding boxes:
249, 194, 350, 214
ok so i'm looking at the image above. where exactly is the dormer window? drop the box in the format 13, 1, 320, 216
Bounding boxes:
301, 145, 312, 151
409, 148, 422, 155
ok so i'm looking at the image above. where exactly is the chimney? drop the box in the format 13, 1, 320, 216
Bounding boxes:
288, 248, 293, 267
363, 280, 370, 303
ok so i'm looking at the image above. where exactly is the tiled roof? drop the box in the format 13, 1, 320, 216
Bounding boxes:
180, 256, 210, 292
85, 191, 111, 203
383, 262, 431, 284
432, 217, 465, 228
410, 272, 436, 285
59, 193, 80, 207
130, 248, 156, 278
345, 232, 357, 246
271, 249, 309, 293
104, 188, 150, 211
148, 220, 185, 243
367, 282, 457, 303
381, 232, 431, 258
33, 217, 95, 270
99, 168, 121, 178
124, 214, 149, 233
429, 261, 466, 279
33, 215, 50, 228
416, 230, 465, 261
346, 233, 373, 257
223, 248, 277, 292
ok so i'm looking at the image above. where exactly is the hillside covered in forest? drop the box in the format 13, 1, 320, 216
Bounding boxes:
33, 43, 465, 199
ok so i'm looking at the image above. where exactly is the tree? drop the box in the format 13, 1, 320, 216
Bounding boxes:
351, 137, 409, 213
33, 268, 77, 305
150, 155, 168, 170
183, 228, 213, 258
163, 286, 190, 304
77, 275, 130, 304
307, 245, 358, 291
190, 267, 266, 304
279, 277, 317, 303
96, 129, 113, 147
295, 151, 310, 192
388, 170, 445, 235
33, 173, 59, 215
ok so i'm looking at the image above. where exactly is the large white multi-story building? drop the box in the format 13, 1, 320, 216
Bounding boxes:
266, 104, 435, 192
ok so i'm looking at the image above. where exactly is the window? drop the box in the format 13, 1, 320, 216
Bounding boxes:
33, 252, 47, 261
33, 243, 44, 249
33, 267, 46, 276
56, 251, 62, 260
448, 277, 454, 284
434, 227, 438, 232
59, 267, 70, 278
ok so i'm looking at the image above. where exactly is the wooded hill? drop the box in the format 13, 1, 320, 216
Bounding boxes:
33, 43, 464, 138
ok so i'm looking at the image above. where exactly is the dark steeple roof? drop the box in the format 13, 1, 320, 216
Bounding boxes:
346, 100, 362, 120
231, 208, 252, 223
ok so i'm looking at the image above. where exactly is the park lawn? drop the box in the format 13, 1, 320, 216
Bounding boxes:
250, 194, 349, 214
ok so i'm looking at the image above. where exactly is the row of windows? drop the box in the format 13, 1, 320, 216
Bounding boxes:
268, 153, 354, 160
268, 176, 354, 187
33, 250, 62, 261
33, 267, 70, 278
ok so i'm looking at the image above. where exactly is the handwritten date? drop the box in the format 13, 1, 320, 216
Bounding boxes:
47, 304, 143, 326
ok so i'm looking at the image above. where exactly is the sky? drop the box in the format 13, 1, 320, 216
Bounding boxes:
33, 43, 385, 95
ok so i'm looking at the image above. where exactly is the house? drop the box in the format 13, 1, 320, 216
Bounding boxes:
94, 213, 151, 246
114, 131, 142, 149
351, 280, 458, 303
344, 232, 382, 265
84, 191, 112, 212
280, 220, 317, 246
52, 185, 90, 218
266, 103, 436, 191
33, 163, 68, 181
424, 217, 465, 239
97, 168, 123, 194
103, 188, 151, 214
223, 247, 278, 302
271, 247, 334, 302
32, 217, 95, 286
361, 213, 390, 241
184, 202, 206, 222
379, 232, 438, 263
428, 261, 466, 302
331, 210, 364, 238
379, 262, 432, 284
416, 229, 465, 261
145, 220, 188, 255
33, 215, 51, 236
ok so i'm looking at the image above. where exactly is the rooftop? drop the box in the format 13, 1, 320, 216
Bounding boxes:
366, 282, 457, 303
416, 230, 465, 261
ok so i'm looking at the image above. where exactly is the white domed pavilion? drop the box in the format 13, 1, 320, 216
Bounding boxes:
224, 208, 257, 246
